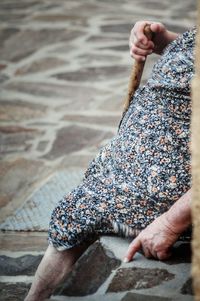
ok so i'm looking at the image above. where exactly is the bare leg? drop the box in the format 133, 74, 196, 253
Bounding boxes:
25, 243, 89, 301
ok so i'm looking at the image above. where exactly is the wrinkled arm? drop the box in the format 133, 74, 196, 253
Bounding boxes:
124, 189, 192, 262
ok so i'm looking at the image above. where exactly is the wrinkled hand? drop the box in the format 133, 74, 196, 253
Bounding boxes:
129, 20, 172, 61
124, 213, 181, 261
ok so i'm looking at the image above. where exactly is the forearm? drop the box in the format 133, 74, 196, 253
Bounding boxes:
164, 189, 192, 234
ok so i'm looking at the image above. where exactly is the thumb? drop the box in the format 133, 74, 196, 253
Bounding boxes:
124, 237, 141, 262
150, 22, 166, 34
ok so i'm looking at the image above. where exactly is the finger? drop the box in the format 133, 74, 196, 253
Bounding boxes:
134, 40, 154, 50
131, 45, 153, 57
157, 249, 172, 261
130, 52, 146, 62
134, 21, 152, 45
150, 22, 165, 34
124, 237, 141, 262
142, 245, 153, 258
130, 36, 154, 50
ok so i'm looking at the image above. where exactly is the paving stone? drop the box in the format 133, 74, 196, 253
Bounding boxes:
0, 63, 7, 70
43, 125, 113, 160
5, 82, 104, 109
0, 73, 9, 83
53, 65, 129, 82
49, 43, 75, 54
107, 267, 175, 292
62, 2, 120, 17
78, 53, 122, 63
100, 45, 129, 52
137, 1, 171, 10
0, 254, 42, 276
37, 140, 49, 152
98, 94, 125, 113
0, 28, 20, 45
0, 282, 31, 301
87, 35, 127, 43
0, 232, 47, 252
57, 241, 121, 296
181, 278, 194, 295
161, 23, 191, 34
101, 23, 133, 34
62, 114, 120, 127
0, 13, 26, 22
15, 57, 67, 75
0, 169, 84, 231
0, 126, 42, 155
121, 292, 172, 301
0, 100, 46, 121
0, 29, 83, 62
0, 158, 47, 212
0, 1, 40, 10
60, 154, 95, 171
32, 14, 88, 26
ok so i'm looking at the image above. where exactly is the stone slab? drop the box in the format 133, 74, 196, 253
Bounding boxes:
0, 254, 42, 276
121, 292, 172, 301
0, 232, 47, 252
0, 282, 31, 301
15, 57, 67, 76
57, 241, 121, 296
43, 125, 113, 160
0, 158, 47, 213
53, 65, 129, 82
0, 169, 84, 231
62, 114, 120, 127
107, 267, 175, 292
0, 29, 83, 62
4, 82, 105, 109
0, 99, 47, 122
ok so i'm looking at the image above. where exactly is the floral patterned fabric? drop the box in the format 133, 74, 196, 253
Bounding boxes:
49, 28, 195, 251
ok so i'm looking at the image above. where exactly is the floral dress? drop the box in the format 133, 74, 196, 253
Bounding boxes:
49, 28, 195, 251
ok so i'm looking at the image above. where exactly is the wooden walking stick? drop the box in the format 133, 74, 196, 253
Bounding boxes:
123, 24, 154, 113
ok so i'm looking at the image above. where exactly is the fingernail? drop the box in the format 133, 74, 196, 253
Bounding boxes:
123, 257, 129, 263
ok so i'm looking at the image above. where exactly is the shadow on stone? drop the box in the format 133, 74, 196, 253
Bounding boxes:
181, 277, 194, 295
57, 241, 121, 296
165, 242, 191, 265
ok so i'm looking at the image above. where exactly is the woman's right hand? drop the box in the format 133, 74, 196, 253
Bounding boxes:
129, 21, 178, 61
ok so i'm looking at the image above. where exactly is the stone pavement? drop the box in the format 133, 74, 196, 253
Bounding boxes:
0, 0, 196, 300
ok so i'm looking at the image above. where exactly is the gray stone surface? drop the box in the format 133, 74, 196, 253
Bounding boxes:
121, 292, 172, 301
57, 241, 121, 296
0, 29, 83, 62
15, 57, 67, 76
0, 254, 42, 276
53, 65, 129, 82
0, 158, 47, 214
107, 267, 175, 292
0, 282, 31, 301
0, 169, 84, 231
0, 100, 47, 122
0, 125, 42, 156
43, 125, 113, 160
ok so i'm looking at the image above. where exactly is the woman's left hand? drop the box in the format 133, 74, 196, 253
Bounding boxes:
124, 213, 180, 261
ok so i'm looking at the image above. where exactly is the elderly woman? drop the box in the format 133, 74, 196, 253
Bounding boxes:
25, 21, 193, 301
